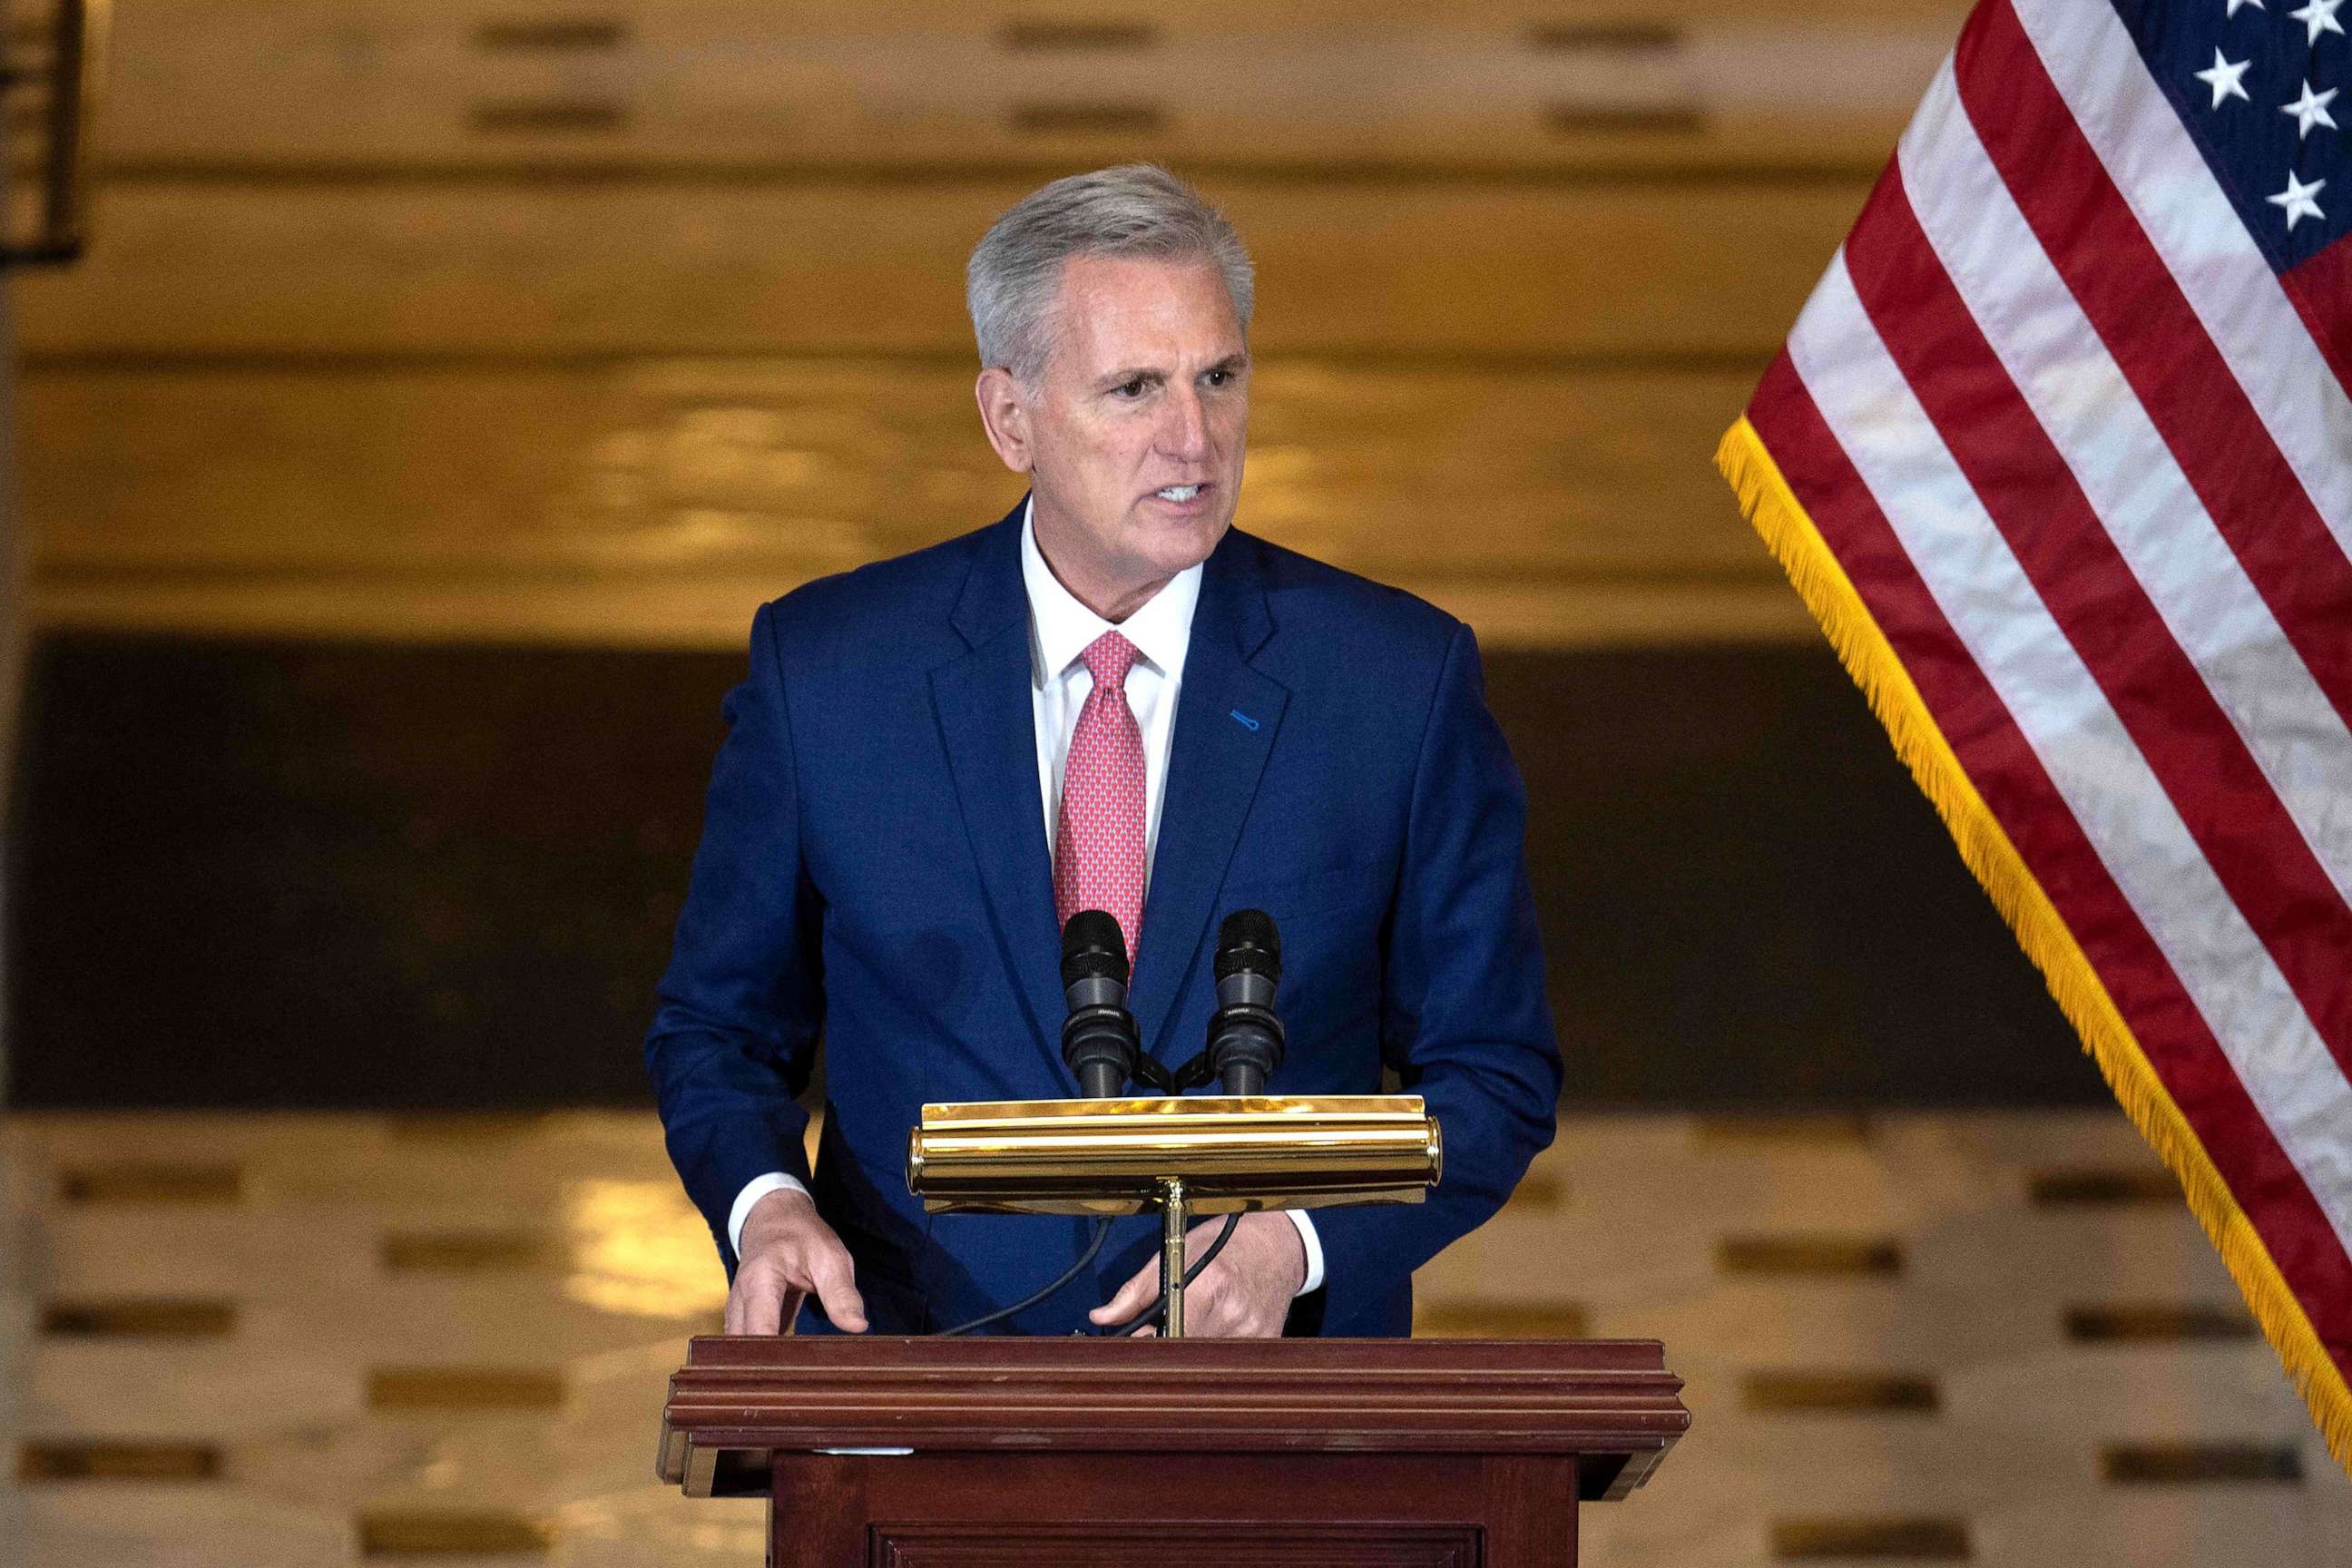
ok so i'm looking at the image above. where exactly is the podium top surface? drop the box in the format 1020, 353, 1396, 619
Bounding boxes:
658, 1336, 1687, 1503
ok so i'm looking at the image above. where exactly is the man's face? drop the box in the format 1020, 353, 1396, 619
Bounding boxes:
1011, 252, 1250, 602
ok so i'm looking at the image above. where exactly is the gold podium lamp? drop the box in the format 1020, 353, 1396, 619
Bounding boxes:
907, 1094, 1440, 1335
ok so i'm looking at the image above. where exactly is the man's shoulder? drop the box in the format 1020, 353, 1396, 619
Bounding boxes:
1235, 529, 1465, 665
754, 514, 1008, 662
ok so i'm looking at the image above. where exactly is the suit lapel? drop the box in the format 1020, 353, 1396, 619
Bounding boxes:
1128, 530, 1289, 1063
931, 503, 1069, 1083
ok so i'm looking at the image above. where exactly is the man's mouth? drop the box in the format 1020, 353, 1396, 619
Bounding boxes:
1152, 484, 1205, 503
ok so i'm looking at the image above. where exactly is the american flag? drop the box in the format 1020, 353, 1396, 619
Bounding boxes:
1717, 0, 2352, 1465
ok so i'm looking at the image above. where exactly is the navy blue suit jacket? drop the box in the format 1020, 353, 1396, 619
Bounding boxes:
645, 500, 1562, 1336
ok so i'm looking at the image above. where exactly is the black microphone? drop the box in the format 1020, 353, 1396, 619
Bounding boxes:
1205, 909, 1285, 1097
1060, 910, 1141, 1099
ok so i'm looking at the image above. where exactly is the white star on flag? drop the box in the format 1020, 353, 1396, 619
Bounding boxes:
2195, 48, 2255, 107
2268, 169, 2328, 229
2288, 0, 2347, 43
2228, 0, 2264, 14
2283, 79, 2341, 137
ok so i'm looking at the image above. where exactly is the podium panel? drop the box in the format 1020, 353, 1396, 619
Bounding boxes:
783, 1452, 1557, 1568
659, 1338, 1686, 1568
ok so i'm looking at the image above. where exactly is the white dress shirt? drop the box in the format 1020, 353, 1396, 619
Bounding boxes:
729, 500, 1325, 1299
1023, 497, 1199, 880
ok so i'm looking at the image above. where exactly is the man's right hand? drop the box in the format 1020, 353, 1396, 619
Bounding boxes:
725, 1187, 869, 1335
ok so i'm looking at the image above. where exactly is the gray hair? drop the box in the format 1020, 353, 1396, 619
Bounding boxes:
965, 163, 1255, 382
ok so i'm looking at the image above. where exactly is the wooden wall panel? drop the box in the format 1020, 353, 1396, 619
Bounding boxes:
20, 358, 1808, 646
20, 179, 1866, 358
17, 1, 1918, 645
95, 2, 1964, 172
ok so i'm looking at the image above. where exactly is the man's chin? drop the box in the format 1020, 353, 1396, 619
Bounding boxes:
1130, 507, 1232, 576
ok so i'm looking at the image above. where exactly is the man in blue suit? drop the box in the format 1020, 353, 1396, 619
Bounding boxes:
646, 164, 1561, 1338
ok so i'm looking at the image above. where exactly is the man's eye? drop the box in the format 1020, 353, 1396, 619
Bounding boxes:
1202, 369, 1229, 387
1113, 379, 1147, 398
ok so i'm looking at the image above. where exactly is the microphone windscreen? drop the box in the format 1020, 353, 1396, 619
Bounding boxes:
1060, 909, 1130, 987
1214, 907, 1281, 984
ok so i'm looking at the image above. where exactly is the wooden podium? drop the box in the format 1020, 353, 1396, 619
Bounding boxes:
658, 1336, 1688, 1566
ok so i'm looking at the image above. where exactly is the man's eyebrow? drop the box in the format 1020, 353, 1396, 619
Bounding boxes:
1206, 352, 1251, 376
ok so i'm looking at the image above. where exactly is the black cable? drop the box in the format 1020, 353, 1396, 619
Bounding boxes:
1095, 1211, 1241, 1337
933, 1218, 1112, 1338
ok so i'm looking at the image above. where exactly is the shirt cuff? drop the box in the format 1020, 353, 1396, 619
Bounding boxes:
1286, 1208, 1325, 1295
728, 1172, 809, 1257
736, 1175, 1319, 1291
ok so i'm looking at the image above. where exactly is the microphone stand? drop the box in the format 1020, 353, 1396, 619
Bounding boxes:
1157, 1176, 1190, 1337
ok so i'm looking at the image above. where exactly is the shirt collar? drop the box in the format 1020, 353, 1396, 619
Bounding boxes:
1021, 495, 1203, 687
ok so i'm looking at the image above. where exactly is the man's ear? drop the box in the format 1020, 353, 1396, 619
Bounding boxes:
975, 367, 1033, 475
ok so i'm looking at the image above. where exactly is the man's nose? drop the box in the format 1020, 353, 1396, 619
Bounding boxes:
1157, 387, 1210, 461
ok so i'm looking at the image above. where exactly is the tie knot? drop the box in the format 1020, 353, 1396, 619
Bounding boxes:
1081, 630, 1141, 690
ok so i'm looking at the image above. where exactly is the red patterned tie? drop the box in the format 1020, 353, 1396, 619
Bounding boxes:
1054, 631, 1148, 964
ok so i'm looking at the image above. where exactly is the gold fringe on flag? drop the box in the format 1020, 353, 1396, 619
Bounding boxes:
1715, 414, 2352, 1475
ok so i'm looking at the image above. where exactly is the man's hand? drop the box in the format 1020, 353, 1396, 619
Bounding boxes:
1088, 1211, 1305, 1337
726, 1187, 868, 1335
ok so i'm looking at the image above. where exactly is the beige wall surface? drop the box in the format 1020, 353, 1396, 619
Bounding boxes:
5, 1111, 2347, 1565
16, 0, 1970, 648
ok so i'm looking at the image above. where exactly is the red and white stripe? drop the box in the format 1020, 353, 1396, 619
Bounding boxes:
1746, 0, 2352, 1387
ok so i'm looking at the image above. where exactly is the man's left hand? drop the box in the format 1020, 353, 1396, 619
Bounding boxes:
1088, 1211, 1306, 1337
